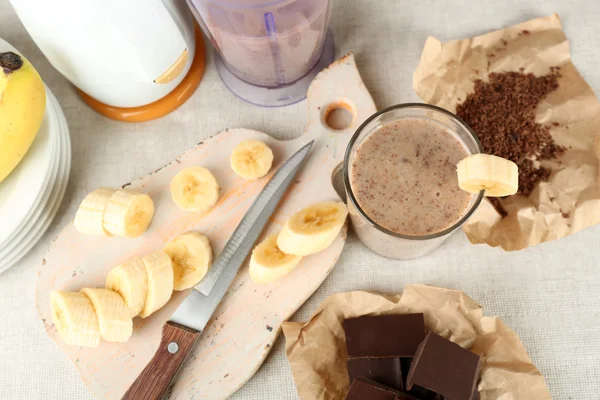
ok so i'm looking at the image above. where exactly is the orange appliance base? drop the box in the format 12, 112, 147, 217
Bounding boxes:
78, 26, 206, 122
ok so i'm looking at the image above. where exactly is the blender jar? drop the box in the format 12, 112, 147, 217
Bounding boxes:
187, 0, 335, 106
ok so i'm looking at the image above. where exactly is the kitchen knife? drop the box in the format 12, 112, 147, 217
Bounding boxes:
122, 140, 314, 400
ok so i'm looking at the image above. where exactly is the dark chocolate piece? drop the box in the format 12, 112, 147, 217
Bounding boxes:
347, 357, 403, 391
407, 332, 481, 400
400, 358, 412, 388
408, 384, 444, 400
344, 377, 418, 400
343, 314, 426, 358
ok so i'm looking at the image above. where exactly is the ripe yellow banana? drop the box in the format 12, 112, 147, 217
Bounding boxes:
105, 258, 148, 317
80, 288, 133, 343
50, 291, 100, 347
0, 51, 46, 183
163, 231, 213, 291
139, 250, 174, 318
230, 140, 274, 180
102, 189, 155, 237
73, 188, 116, 236
249, 234, 302, 284
456, 154, 519, 197
277, 201, 348, 256
170, 167, 220, 213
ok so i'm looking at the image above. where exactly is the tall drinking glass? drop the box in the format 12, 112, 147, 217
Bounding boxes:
343, 104, 484, 260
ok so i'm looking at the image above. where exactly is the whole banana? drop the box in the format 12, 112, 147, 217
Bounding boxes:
0, 51, 46, 183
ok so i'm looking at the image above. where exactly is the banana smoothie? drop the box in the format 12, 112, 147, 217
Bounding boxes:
349, 117, 473, 236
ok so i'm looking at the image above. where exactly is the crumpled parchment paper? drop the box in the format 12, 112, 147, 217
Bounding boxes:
282, 285, 551, 400
413, 14, 600, 251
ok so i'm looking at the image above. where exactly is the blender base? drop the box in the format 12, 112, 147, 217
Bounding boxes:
216, 31, 335, 107
77, 24, 206, 122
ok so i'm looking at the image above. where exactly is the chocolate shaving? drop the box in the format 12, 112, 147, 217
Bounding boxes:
456, 70, 565, 196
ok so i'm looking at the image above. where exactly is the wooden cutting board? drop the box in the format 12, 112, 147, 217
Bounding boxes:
36, 53, 376, 399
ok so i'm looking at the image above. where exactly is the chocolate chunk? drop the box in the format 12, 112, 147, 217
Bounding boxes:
344, 314, 426, 358
401, 359, 441, 400
400, 358, 412, 387
347, 358, 403, 391
407, 332, 481, 400
344, 377, 418, 400
407, 384, 444, 400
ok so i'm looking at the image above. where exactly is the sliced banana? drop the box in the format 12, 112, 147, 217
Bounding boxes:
139, 250, 174, 318
170, 167, 220, 213
73, 188, 116, 236
105, 258, 148, 318
249, 234, 302, 284
50, 291, 100, 347
230, 140, 274, 180
457, 154, 519, 197
163, 231, 212, 291
102, 189, 154, 237
277, 201, 348, 256
80, 288, 133, 343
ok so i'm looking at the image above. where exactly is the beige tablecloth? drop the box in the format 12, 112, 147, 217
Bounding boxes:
1, 1, 599, 399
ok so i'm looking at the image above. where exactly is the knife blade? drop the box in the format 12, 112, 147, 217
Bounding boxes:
171, 139, 313, 330
122, 140, 314, 400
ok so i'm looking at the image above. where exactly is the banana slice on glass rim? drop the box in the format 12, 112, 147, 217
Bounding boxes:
230, 140, 274, 180
170, 167, 220, 213
456, 154, 519, 197
277, 201, 348, 256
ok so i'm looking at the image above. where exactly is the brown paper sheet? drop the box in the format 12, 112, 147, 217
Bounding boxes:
282, 285, 551, 400
413, 14, 600, 251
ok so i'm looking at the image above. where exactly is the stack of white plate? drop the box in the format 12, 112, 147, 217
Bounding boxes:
0, 39, 71, 274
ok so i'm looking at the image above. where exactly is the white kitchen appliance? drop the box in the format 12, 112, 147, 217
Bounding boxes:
9, 0, 204, 121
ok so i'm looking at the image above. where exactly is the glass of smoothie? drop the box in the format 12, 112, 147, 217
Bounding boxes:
343, 103, 484, 259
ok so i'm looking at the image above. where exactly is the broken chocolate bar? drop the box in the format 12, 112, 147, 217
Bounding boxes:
347, 357, 403, 391
407, 332, 481, 400
343, 314, 426, 358
344, 377, 418, 400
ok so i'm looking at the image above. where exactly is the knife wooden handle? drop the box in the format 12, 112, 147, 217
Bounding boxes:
122, 321, 200, 400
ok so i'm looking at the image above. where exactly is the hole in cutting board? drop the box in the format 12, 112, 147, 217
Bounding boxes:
323, 99, 357, 131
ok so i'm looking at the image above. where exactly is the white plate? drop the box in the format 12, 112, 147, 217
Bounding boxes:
0, 39, 56, 248
0, 89, 71, 273
0, 90, 61, 259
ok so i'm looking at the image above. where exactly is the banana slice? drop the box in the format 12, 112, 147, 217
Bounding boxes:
230, 140, 274, 180
102, 189, 154, 237
73, 188, 116, 236
80, 288, 133, 343
50, 291, 100, 347
163, 231, 212, 291
170, 167, 219, 213
139, 250, 174, 318
277, 201, 348, 256
457, 154, 519, 197
249, 234, 302, 284
105, 258, 148, 317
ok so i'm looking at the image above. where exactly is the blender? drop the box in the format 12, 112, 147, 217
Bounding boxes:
188, 0, 335, 107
